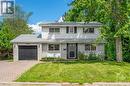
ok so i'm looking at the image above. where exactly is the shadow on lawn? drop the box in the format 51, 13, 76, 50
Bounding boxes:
48, 60, 128, 66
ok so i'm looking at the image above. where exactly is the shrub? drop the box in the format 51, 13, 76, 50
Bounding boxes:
78, 52, 88, 60
97, 54, 105, 61
88, 53, 98, 61
0, 54, 13, 60
123, 56, 130, 62
41, 57, 66, 62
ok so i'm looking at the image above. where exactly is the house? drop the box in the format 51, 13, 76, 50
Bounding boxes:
11, 22, 105, 61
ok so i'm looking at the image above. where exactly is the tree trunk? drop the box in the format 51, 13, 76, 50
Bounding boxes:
116, 37, 122, 62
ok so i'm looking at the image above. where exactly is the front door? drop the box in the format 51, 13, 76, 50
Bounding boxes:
67, 43, 77, 59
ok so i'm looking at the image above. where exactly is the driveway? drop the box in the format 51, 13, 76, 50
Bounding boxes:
0, 61, 38, 82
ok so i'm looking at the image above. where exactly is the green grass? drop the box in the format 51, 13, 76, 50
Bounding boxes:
16, 61, 130, 83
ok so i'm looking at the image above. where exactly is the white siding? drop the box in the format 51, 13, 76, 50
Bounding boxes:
42, 43, 47, 57
42, 44, 61, 58
61, 43, 67, 59
41, 27, 100, 40
42, 28, 49, 39
41, 43, 104, 59
78, 43, 104, 55
13, 44, 18, 61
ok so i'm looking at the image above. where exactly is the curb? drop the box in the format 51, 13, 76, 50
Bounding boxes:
1, 82, 130, 86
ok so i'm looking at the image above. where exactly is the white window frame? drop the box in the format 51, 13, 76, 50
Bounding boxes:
49, 28, 60, 33
68, 27, 74, 33
66, 27, 77, 34
85, 44, 96, 51
83, 28, 94, 33
48, 44, 60, 51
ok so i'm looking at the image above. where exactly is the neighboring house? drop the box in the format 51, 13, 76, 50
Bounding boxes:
11, 22, 104, 61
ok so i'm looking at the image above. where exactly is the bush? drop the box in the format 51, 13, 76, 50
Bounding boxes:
97, 54, 105, 61
41, 53, 105, 62
41, 57, 66, 62
78, 52, 105, 61
0, 56, 13, 60
78, 52, 88, 60
88, 53, 97, 60
0, 54, 13, 60
78, 52, 103, 61
123, 56, 130, 62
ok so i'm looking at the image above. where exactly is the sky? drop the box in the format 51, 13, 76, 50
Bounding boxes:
16, 0, 72, 24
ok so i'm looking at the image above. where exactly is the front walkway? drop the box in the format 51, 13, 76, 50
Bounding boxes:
0, 60, 38, 82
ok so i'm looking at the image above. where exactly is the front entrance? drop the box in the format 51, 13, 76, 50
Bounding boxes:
67, 43, 77, 59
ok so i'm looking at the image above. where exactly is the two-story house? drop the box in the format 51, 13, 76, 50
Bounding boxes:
11, 22, 104, 61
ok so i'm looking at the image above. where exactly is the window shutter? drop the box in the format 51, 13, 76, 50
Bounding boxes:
74, 27, 77, 33
66, 26, 69, 33
83, 28, 85, 33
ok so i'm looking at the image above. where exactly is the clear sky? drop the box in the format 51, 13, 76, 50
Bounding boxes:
16, 0, 71, 24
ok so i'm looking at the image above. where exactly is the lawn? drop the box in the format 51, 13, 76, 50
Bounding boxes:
16, 61, 130, 83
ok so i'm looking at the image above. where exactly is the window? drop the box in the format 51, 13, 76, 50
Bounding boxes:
85, 44, 91, 51
91, 44, 96, 51
89, 28, 94, 33
66, 26, 77, 33
85, 44, 96, 51
83, 28, 94, 33
49, 28, 60, 33
69, 28, 74, 33
48, 44, 60, 51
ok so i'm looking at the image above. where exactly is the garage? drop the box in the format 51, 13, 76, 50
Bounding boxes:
18, 45, 37, 60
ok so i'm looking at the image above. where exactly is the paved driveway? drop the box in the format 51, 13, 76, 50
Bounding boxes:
0, 61, 38, 82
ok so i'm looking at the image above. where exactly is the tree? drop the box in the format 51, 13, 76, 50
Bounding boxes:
0, 22, 14, 57
110, 0, 129, 62
0, 5, 32, 58
64, 0, 130, 62
14, 5, 33, 22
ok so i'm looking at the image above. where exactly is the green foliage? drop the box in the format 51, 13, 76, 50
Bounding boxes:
78, 52, 88, 60
41, 57, 66, 62
64, 0, 130, 62
14, 5, 33, 22
0, 55, 13, 60
105, 40, 116, 61
88, 53, 98, 60
65, 0, 109, 22
78, 52, 105, 61
97, 54, 105, 61
0, 5, 32, 59
122, 37, 130, 62
0, 23, 13, 50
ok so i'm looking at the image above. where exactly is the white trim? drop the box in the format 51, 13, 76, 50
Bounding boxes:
47, 43, 61, 52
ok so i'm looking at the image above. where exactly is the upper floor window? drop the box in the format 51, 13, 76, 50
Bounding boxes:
48, 44, 60, 51
83, 28, 94, 33
66, 26, 77, 33
49, 28, 60, 33
85, 44, 96, 51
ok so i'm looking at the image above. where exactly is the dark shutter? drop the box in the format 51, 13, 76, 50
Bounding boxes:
74, 26, 77, 33
83, 28, 85, 33
66, 26, 69, 33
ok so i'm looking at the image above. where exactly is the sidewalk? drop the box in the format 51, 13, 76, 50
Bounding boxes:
0, 82, 130, 86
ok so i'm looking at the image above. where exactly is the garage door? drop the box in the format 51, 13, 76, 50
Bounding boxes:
18, 46, 37, 60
